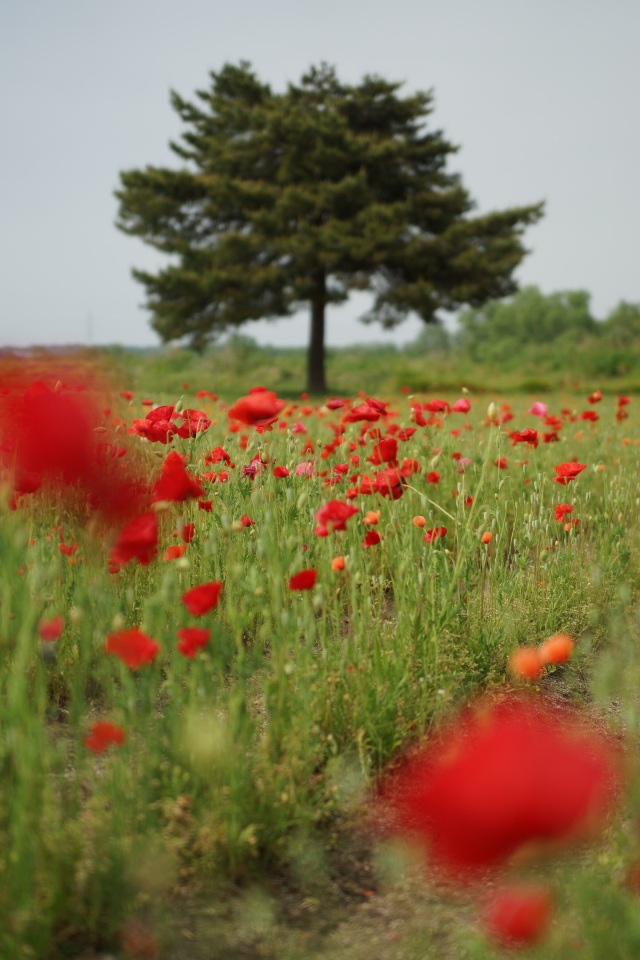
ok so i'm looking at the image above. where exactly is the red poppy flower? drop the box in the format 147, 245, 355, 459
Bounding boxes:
104, 628, 159, 669
204, 446, 231, 466
362, 530, 381, 547
378, 694, 620, 877
39, 615, 64, 642
174, 408, 211, 439
131, 404, 177, 443
374, 468, 404, 499
451, 397, 471, 413
152, 451, 203, 502
288, 569, 318, 590
314, 500, 359, 537
509, 646, 544, 681
84, 721, 126, 754
164, 543, 188, 561
58, 542, 78, 556
555, 503, 573, 522
553, 462, 586, 485
588, 390, 602, 404
342, 402, 383, 423
426, 471, 440, 484
273, 465, 290, 478
367, 437, 398, 466
424, 527, 447, 543
539, 633, 574, 665
182, 522, 195, 543
481, 884, 553, 947
182, 581, 223, 616
177, 626, 211, 658
495, 457, 508, 470
423, 398, 449, 413
509, 428, 539, 448
109, 512, 158, 568
227, 390, 285, 426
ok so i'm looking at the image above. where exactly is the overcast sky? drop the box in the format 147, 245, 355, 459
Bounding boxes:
1, 0, 639, 349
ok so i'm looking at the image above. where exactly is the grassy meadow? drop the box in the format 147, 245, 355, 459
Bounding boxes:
3, 347, 640, 958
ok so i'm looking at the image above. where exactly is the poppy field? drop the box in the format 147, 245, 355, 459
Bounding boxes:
3, 357, 640, 958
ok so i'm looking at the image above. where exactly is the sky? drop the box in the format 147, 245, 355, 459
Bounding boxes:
1, 0, 639, 350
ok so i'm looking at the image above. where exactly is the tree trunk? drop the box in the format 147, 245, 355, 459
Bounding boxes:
307, 270, 327, 395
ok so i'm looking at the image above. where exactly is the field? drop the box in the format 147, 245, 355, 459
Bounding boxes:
2, 353, 640, 958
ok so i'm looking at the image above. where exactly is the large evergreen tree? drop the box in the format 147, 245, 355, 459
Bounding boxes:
116, 62, 543, 393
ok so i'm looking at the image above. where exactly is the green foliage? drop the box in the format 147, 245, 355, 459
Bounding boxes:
116, 61, 543, 390
4, 379, 640, 954
457, 286, 598, 365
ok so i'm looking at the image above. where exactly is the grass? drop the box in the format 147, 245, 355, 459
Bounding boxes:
2, 357, 640, 957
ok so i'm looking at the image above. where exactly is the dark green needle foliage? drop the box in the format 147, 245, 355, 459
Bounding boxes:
116, 62, 543, 392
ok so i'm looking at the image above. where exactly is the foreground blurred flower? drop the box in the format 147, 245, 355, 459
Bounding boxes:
0, 363, 146, 523
182, 581, 223, 616
84, 721, 126, 754
481, 884, 553, 948
377, 694, 620, 877
104, 628, 159, 669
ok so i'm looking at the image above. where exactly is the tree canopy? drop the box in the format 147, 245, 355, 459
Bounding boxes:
116, 62, 544, 392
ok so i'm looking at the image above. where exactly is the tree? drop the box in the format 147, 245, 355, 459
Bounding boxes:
116, 62, 543, 393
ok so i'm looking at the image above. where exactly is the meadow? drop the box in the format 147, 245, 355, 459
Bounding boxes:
2, 351, 640, 959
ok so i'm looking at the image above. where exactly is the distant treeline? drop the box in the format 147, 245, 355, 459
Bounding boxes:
47, 285, 640, 396
412, 286, 640, 378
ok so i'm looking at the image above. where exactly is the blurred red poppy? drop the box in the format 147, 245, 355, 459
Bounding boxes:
39, 615, 64, 642
553, 462, 586, 485
105, 628, 159, 669
554, 503, 573, 522
164, 544, 188, 561
481, 884, 553, 947
367, 437, 398, 466
227, 390, 285, 426
182, 581, 223, 616
314, 500, 359, 537
288, 569, 317, 590
152, 451, 203, 502
177, 626, 211, 658
84, 721, 126, 754
378, 694, 620, 878
424, 527, 447, 543
109, 512, 158, 568
363, 530, 382, 547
